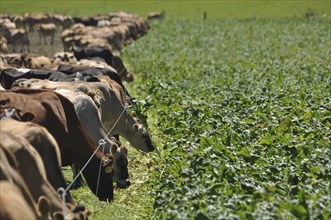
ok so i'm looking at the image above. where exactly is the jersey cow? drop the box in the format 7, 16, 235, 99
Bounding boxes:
0, 135, 90, 220
0, 181, 40, 220
0, 117, 73, 202
12, 78, 155, 153
0, 89, 114, 201
54, 88, 131, 188
0, 143, 45, 220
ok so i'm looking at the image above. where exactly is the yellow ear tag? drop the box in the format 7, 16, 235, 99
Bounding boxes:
105, 166, 113, 173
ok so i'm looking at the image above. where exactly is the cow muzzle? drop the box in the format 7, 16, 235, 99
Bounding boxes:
116, 179, 131, 189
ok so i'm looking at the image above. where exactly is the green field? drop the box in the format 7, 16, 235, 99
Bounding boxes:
123, 17, 330, 219
1, 0, 330, 19
1, 1, 330, 220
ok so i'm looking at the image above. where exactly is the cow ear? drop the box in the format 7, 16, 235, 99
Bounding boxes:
111, 144, 118, 154
52, 212, 63, 220
21, 111, 35, 122
37, 196, 51, 219
120, 146, 128, 155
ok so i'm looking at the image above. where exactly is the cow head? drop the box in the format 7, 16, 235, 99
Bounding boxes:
132, 123, 155, 152
110, 144, 130, 188
113, 55, 134, 82
82, 154, 114, 202
53, 203, 91, 220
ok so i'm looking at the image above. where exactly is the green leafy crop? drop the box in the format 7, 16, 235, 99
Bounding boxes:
123, 17, 330, 219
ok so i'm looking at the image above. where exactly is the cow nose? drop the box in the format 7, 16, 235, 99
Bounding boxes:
117, 179, 131, 188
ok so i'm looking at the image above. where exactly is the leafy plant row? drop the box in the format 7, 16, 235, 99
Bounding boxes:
123, 18, 330, 219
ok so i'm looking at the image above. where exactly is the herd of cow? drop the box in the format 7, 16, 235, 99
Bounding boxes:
0, 11, 159, 220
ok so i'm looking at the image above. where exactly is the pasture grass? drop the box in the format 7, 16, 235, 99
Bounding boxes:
1, 0, 330, 19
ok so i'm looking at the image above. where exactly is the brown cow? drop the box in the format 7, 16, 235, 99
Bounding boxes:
24, 13, 50, 32
75, 58, 117, 72
0, 53, 25, 67
0, 89, 115, 201
0, 143, 46, 220
12, 79, 155, 153
0, 181, 40, 220
54, 88, 131, 188
0, 54, 52, 69
147, 11, 165, 20
0, 117, 73, 202
113, 55, 134, 82
0, 131, 90, 219
25, 55, 53, 69
0, 20, 16, 30
0, 130, 63, 215
36, 23, 56, 45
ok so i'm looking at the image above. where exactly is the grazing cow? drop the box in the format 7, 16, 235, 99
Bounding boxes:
73, 46, 133, 82
0, 68, 99, 89
60, 28, 76, 51
73, 16, 107, 26
75, 58, 117, 72
2, 28, 29, 52
74, 46, 115, 67
113, 55, 134, 82
12, 79, 155, 153
0, 117, 73, 202
0, 144, 45, 219
0, 53, 26, 68
0, 89, 115, 201
0, 181, 40, 220
24, 13, 50, 32
147, 11, 165, 20
110, 16, 150, 38
0, 67, 125, 90
62, 36, 75, 51
97, 19, 112, 27
57, 64, 132, 99
25, 55, 53, 69
12, 15, 24, 28
0, 131, 62, 213
36, 23, 56, 45
0, 20, 16, 31
0, 132, 90, 219
0, 54, 52, 69
52, 14, 73, 29
108, 11, 140, 20
54, 88, 131, 188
